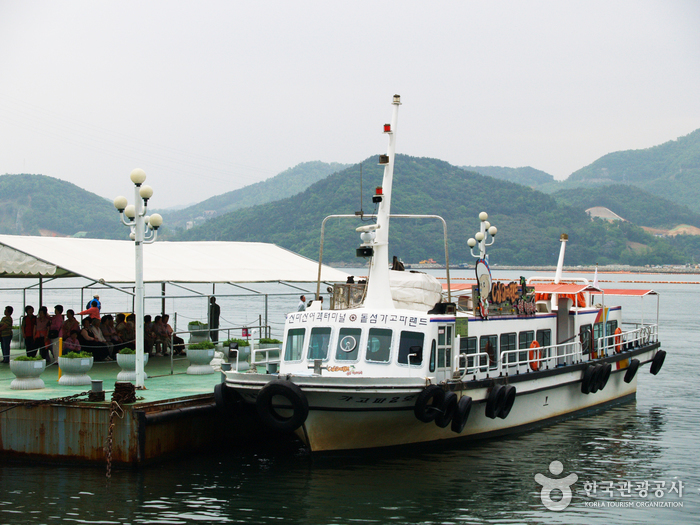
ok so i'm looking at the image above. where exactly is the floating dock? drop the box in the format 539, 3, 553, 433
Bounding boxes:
0, 353, 251, 468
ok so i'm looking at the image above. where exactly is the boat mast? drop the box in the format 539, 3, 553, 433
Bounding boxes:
363, 95, 401, 309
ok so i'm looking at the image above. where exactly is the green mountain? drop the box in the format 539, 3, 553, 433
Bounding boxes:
461, 166, 554, 187
0, 174, 125, 238
565, 128, 700, 212
178, 155, 700, 266
551, 184, 700, 229
157, 161, 350, 229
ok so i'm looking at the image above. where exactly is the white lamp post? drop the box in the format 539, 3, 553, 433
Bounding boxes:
113, 168, 163, 388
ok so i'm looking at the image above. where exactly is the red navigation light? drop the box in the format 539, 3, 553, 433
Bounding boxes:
384, 124, 391, 132
376, 187, 383, 195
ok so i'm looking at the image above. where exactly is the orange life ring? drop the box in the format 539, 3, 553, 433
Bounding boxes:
614, 327, 622, 353
529, 341, 542, 371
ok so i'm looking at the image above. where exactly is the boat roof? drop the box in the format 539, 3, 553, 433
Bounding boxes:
591, 288, 658, 296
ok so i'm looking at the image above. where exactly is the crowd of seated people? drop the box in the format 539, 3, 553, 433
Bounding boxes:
16, 295, 189, 362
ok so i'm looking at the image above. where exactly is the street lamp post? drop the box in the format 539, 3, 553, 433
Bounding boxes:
113, 168, 163, 389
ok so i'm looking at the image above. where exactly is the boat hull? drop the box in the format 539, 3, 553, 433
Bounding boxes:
221, 344, 658, 452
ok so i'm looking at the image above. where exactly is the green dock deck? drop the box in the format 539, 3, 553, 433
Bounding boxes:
0, 349, 247, 467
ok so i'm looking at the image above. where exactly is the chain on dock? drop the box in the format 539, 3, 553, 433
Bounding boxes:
105, 382, 136, 477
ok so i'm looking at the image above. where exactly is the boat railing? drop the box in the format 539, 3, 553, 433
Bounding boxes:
596, 324, 658, 358
252, 347, 281, 374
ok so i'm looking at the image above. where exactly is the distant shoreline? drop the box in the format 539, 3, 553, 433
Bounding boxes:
332, 263, 700, 274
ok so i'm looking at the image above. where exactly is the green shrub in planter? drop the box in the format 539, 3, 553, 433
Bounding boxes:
14, 355, 44, 361
189, 341, 215, 350
62, 351, 93, 359
259, 338, 282, 345
223, 338, 250, 347
119, 348, 136, 354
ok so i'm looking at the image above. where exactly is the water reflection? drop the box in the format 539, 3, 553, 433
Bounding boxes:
1, 274, 699, 523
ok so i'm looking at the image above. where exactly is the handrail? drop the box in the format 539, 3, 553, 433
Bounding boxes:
316, 213, 452, 303
452, 324, 658, 382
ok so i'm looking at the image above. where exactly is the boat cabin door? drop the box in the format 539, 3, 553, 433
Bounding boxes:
557, 297, 574, 365
435, 324, 453, 382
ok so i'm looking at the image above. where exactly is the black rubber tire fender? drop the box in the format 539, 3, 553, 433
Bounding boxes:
451, 396, 472, 434
497, 385, 517, 419
589, 364, 603, 394
598, 363, 612, 391
214, 382, 243, 415
255, 380, 309, 432
650, 350, 666, 376
435, 391, 458, 428
414, 385, 446, 423
581, 364, 596, 394
485, 385, 506, 419
624, 358, 640, 383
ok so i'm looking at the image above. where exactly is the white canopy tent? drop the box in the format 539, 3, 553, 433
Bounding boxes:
0, 235, 348, 284
0, 235, 350, 339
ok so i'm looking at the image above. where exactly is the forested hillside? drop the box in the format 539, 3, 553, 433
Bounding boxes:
157, 161, 349, 228
551, 185, 700, 229
565, 128, 700, 212
0, 174, 124, 238
178, 155, 700, 266
462, 166, 554, 187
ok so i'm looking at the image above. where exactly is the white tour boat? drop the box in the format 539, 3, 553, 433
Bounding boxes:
215, 95, 666, 453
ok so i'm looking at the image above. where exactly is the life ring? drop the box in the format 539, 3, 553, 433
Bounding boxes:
214, 382, 244, 416
414, 385, 446, 423
435, 391, 458, 428
485, 385, 506, 419
529, 341, 542, 372
650, 350, 666, 376
255, 380, 309, 432
581, 364, 596, 394
624, 358, 640, 383
451, 396, 472, 434
614, 327, 622, 353
497, 385, 517, 419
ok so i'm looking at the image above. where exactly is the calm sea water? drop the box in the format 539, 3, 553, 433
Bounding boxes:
1, 271, 698, 524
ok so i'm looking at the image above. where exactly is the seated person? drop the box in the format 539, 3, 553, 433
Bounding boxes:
63, 330, 81, 353
162, 315, 185, 355
77, 318, 110, 361
143, 315, 155, 356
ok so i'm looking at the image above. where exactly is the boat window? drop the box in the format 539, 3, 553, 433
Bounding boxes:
500, 332, 517, 364
284, 328, 305, 362
335, 327, 362, 361
308, 327, 332, 361
593, 323, 603, 348
606, 320, 618, 337
365, 328, 392, 363
480, 335, 498, 368
519, 330, 534, 363
536, 329, 551, 349
459, 336, 480, 369
398, 331, 425, 365
580, 324, 592, 354
438, 327, 446, 346
429, 339, 436, 372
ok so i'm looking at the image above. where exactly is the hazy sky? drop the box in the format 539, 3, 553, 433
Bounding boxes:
1, 1, 699, 208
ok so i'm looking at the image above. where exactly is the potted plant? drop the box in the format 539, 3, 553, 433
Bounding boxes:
186, 341, 216, 375
10, 355, 46, 390
58, 351, 94, 386
116, 348, 149, 382
187, 320, 210, 344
